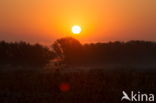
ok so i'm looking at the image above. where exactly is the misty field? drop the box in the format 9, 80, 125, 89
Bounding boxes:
0, 66, 156, 103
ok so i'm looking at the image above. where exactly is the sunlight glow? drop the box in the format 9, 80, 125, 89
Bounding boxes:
72, 25, 81, 34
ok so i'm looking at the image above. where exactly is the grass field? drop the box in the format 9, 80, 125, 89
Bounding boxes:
0, 66, 156, 103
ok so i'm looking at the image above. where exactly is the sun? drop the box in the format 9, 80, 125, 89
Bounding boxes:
72, 25, 81, 34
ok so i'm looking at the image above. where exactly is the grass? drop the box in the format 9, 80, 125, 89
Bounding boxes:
0, 66, 156, 103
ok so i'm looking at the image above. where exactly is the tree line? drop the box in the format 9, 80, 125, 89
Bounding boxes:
53, 37, 156, 66
0, 37, 156, 67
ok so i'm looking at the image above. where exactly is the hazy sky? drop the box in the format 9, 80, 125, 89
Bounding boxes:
0, 0, 156, 45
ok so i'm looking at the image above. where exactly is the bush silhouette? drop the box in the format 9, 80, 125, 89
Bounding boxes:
0, 41, 55, 67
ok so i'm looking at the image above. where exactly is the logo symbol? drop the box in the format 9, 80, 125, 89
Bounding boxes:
121, 91, 131, 101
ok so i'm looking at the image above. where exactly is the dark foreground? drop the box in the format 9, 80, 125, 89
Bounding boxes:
0, 67, 156, 103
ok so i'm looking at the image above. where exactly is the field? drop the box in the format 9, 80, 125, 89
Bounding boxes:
0, 66, 156, 103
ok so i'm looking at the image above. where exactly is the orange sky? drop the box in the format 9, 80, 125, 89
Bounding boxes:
0, 0, 156, 45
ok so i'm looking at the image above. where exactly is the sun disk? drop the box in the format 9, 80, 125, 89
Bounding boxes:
72, 25, 81, 34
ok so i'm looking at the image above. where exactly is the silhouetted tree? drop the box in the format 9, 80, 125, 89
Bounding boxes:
0, 41, 55, 67
52, 37, 83, 65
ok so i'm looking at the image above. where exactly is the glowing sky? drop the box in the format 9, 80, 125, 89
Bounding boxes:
0, 0, 156, 44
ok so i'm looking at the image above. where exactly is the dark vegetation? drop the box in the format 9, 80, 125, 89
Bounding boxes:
1, 37, 156, 67
1, 70, 156, 103
0, 41, 55, 67
53, 37, 156, 67
0, 37, 156, 103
